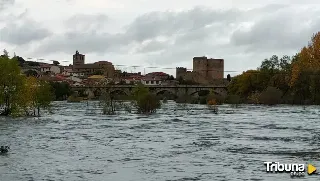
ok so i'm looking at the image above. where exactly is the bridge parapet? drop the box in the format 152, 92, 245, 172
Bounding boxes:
71, 84, 227, 89
71, 84, 228, 97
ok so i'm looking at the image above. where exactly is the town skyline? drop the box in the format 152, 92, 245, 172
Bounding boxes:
6, 50, 232, 77
2, 1, 320, 77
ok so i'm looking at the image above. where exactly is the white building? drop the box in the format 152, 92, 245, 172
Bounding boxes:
40, 65, 51, 72
141, 78, 162, 85
62, 69, 72, 76
50, 66, 61, 74
67, 76, 82, 83
73, 82, 84, 87
70, 71, 85, 77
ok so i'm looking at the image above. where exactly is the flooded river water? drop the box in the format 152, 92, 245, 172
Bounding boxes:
1, 101, 320, 181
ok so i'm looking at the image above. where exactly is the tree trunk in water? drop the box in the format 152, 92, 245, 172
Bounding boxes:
37, 107, 40, 117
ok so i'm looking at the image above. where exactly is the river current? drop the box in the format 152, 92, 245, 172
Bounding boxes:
1, 101, 320, 181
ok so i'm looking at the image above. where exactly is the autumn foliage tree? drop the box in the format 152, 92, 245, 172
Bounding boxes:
227, 31, 320, 105
0, 50, 53, 116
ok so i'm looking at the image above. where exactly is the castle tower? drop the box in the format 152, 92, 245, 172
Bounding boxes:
73, 50, 85, 68
193, 56, 224, 79
176, 67, 187, 79
207, 58, 224, 79
193, 56, 208, 78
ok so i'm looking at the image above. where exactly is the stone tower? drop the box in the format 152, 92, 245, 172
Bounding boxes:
193, 56, 224, 79
73, 50, 85, 68
176, 67, 187, 79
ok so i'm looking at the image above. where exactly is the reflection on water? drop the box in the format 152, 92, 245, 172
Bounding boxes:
1, 101, 320, 181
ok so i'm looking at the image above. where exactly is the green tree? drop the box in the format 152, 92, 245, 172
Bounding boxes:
50, 82, 72, 100
0, 55, 25, 115
34, 81, 53, 116
132, 83, 161, 114
53, 61, 60, 66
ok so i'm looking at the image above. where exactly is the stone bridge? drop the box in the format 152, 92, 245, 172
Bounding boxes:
71, 84, 228, 98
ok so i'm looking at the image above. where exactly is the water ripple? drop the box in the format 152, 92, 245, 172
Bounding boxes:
1, 101, 320, 181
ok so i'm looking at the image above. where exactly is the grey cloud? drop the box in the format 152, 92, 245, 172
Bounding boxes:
0, 0, 14, 12
64, 13, 109, 31
35, 3, 319, 70
230, 6, 320, 53
0, 19, 52, 45
125, 6, 241, 42
36, 6, 245, 55
37, 30, 127, 55
135, 40, 168, 54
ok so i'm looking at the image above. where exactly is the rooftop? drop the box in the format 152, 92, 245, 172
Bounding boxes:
88, 75, 105, 79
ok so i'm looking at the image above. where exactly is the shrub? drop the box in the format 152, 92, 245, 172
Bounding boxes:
199, 96, 207, 104
206, 93, 225, 105
176, 94, 192, 103
247, 91, 261, 104
133, 84, 161, 114
226, 95, 241, 104
135, 93, 161, 114
67, 95, 82, 102
259, 86, 283, 105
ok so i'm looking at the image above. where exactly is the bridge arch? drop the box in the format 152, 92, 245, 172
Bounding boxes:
155, 89, 175, 96
190, 88, 221, 96
109, 89, 130, 96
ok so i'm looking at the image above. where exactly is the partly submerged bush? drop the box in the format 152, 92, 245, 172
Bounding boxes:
67, 95, 82, 102
226, 94, 241, 108
175, 94, 193, 103
135, 93, 161, 114
206, 93, 225, 105
199, 96, 207, 104
132, 83, 161, 114
259, 86, 282, 105
247, 91, 261, 104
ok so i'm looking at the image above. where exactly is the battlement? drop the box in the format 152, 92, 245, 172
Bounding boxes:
176, 67, 187, 69
193, 56, 207, 60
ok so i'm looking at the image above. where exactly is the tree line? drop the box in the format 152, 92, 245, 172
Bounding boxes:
0, 52, 54, 116
227, 31, 320, 105
0, 52, 73, 116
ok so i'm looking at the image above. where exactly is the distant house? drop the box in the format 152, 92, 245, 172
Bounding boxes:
123, 75, 144, 85
145, 72, 170, 80
73, 82, 84, 87
62, 69, 72, 76
141, 77, 162, 85
70, 71, 85, 77
67, 76, 82, 83
40, 64, 51, 72
50, 65, 61, 74
39, 64, 61, 74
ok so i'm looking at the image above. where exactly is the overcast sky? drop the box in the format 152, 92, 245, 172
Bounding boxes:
1, 0, 320, 76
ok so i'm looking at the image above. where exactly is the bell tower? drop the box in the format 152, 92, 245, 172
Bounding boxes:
73, 50, 85, 68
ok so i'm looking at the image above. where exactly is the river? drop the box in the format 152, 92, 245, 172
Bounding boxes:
1, 101, 320, 181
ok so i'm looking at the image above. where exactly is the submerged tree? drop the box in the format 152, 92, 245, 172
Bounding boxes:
0, 54, 25, 115
100, 89, 117, 115
132, 83, 161, 114
0, 53, 53, 116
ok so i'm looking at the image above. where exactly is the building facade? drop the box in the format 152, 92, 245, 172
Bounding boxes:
176, 67, 188, 79
193, 56, 224, 79
73, 50, 85, 68
175, 56, 224, 85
